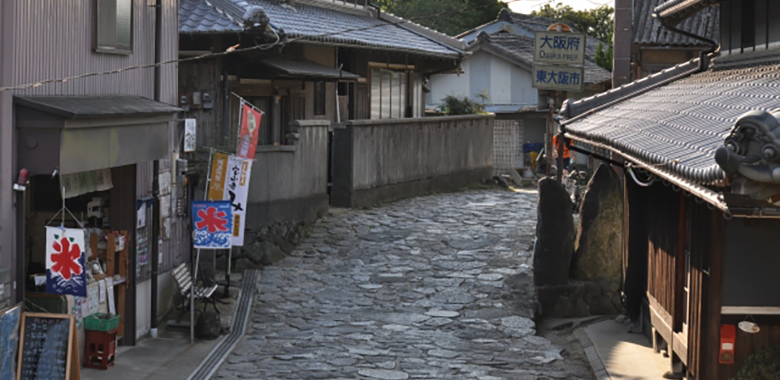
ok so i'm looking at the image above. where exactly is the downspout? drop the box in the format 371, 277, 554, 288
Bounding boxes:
150, 0, 163, 339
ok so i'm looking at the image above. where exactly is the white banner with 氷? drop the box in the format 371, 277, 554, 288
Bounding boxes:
224, 155, 252, 246
45, 227, 87, 297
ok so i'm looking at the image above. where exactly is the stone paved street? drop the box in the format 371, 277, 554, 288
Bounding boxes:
217, 189, 593, 379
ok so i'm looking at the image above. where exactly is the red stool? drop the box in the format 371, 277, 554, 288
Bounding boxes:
84, 329, 117, 370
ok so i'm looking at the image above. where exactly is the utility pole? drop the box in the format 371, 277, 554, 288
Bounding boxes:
546, 92, 555, 178
534, 23, 583, 181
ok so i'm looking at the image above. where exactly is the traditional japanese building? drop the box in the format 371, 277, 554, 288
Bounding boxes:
562, 0, 780, 378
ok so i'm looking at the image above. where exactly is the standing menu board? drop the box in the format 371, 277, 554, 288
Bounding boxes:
1, 305, 22, 379
16, 313, 80, 380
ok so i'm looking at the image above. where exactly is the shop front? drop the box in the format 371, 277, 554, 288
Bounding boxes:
13, 95, 180, 359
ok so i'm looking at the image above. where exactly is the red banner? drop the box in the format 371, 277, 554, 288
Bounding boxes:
237, 102, 262, 159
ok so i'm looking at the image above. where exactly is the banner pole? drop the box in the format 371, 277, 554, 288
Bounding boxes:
203, 148, 214, 199
224, 247, 232, 298
191, 247, 200, 343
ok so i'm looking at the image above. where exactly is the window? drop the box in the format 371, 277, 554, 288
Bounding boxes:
370, 68, 409, 119
314, 81, 326, 116
96, 0, 133, 53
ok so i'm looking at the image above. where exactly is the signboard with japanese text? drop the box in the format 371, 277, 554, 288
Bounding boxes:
184, 118, 197, 153
192, 201, 233, 249
534, 31, 586, 65
532, 64, 585, 92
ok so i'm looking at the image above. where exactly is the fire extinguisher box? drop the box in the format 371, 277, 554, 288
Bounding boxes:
720, 324, 736, 365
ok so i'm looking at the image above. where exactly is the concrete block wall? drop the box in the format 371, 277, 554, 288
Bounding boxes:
332, 114, 495, 208
245, 120, 331, 229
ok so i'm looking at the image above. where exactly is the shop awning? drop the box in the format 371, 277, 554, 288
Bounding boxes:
15, 96, 181, 175
260, 56, 359, 80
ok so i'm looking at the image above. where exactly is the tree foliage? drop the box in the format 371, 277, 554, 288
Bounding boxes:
595, 42, 613, 72
373, 0, 506, 37
532, 3, 614, 71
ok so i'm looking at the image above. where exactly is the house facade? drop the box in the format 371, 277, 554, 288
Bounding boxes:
179, 0, 493, 225
428, 9, 611, 174
562, 0, 780, 378
0, 0, 186, 347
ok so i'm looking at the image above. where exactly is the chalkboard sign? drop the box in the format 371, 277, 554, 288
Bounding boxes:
16, 313, 80, 380
1, 305, 21, 380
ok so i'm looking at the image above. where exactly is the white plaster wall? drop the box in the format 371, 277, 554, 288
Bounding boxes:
429, 50, 540, 108
468, 52, 492, 101
511, 65, 537, 105
489, 56, 512, 104
135, 274, 178, 340
428, 59, 471, 106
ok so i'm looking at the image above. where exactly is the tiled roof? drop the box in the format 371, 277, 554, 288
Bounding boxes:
458, 9, 606, 63
473, 33, 612, 86
654, 0, 719, 25
562, 60, 780, 185
633, 0, 718, 46
179, 0, 464, 58
180, 0, 244, 34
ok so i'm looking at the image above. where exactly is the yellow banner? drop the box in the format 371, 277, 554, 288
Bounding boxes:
207, 152, 229, 201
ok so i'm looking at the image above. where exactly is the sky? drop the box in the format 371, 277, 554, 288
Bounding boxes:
505, 0, 615, 14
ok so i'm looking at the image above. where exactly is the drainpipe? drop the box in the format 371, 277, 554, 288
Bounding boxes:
150, 0, 163, 339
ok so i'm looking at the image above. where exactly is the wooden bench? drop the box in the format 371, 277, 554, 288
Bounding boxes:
171, 263, 220, 320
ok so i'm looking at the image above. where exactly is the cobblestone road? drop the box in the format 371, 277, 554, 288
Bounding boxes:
217, 189, 592, 379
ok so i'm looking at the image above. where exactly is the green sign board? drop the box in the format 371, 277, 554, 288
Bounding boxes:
534, 31, 586, 65
532, 64, 585, 92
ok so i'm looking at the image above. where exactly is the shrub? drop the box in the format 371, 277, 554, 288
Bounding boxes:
732, 345, 780, 380
440, 95, 484, 115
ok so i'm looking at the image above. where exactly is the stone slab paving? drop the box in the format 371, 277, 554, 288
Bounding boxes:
216, 189, 593, 380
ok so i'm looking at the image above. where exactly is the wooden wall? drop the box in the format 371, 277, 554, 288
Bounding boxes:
647, 184, 680, 314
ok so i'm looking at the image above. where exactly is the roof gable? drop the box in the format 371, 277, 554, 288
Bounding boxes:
466, 32, 611, 86
458, 9, 605, 63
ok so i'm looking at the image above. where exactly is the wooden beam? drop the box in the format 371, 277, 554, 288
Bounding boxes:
368, 62, 415, 71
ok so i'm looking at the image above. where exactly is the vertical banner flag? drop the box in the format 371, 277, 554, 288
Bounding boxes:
208, 152, 230, 201
207, 153, 252, 246
192, 201, 233, 249
237, 102, 262, 159
225, 155, 252, 246
45, 227, 87, 297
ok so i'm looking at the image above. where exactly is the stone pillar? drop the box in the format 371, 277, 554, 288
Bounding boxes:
572, 164, 624, 282
533, 177, 574, 286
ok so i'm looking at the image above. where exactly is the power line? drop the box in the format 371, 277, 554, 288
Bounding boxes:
0, 0, 530, 92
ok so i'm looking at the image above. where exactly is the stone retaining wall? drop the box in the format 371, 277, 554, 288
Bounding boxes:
537, 281, 623, 318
